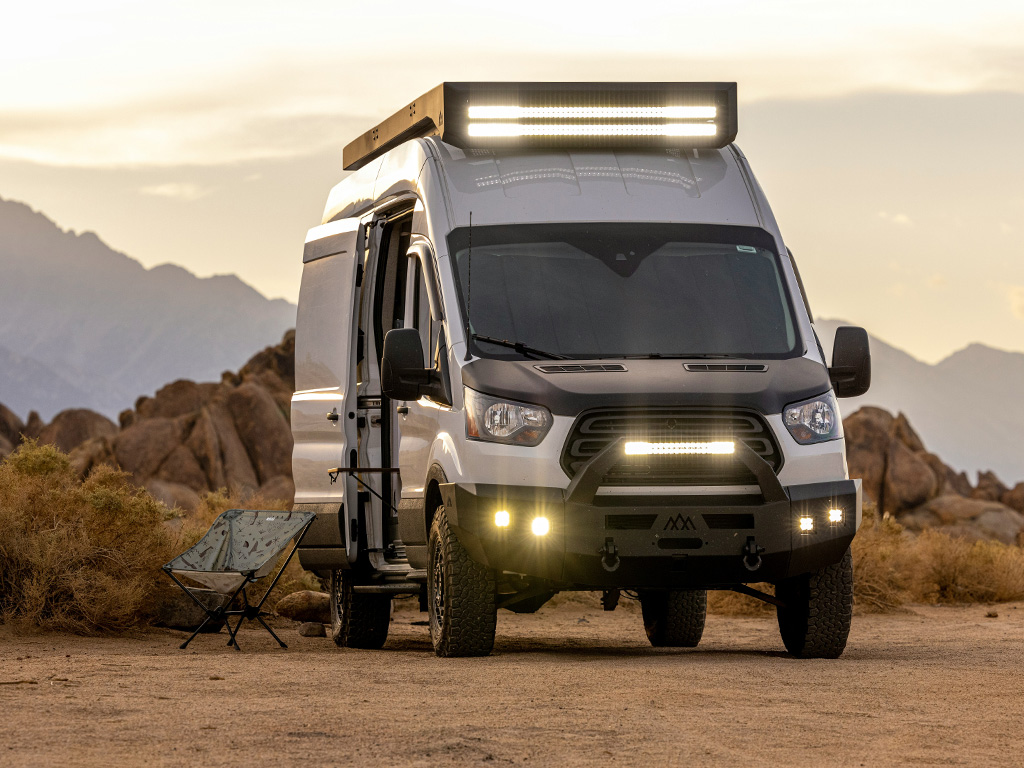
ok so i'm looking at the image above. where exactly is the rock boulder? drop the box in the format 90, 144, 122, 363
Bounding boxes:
1002, 483, 1024, 515
114, 417, 186, 480
226, 383, 292, 485
972, 471, 1009, 503
36, 408, 117, 454
883, 438, 939, 512
0, 403, 25, 446
900, 494, 1024, 545
275, 590, 330, 624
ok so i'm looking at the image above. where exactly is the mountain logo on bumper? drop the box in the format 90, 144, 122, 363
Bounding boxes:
664, 514, 696, 531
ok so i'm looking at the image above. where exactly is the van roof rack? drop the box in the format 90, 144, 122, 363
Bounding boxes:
343, 82, 737, 171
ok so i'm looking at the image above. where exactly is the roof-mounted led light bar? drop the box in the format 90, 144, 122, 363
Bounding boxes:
343, 82, 737, 171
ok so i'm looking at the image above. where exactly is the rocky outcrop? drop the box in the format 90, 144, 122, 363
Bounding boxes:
1003, 483, 1024, 515
2, 336, 1019, 545
0, 403, 25, 455
845, 406, 1024, 544
35, 409, 117, 453
1, 330, 295, 511
900, 496, 1024, 546
845, 407, 945, 513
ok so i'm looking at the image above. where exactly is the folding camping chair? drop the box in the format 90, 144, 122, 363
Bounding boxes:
162, 508, 316, 651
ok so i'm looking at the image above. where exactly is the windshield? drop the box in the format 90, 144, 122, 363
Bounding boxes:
449, 223, 800, 359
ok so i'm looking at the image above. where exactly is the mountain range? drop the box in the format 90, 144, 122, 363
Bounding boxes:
816, 319, 1023, 484
0, 196, 295, 420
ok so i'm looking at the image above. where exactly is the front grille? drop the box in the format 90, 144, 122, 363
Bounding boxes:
561, 407, 782, 487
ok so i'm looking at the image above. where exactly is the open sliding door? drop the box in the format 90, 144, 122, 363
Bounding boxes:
292, 218, 362, 571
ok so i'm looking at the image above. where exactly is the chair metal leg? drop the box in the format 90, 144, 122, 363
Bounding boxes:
226, 614, 245, 650
179, 614, 214, 650
256, 614, 289, 648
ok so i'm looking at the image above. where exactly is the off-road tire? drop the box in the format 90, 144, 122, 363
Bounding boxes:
775, 547, 853, 659
640, 589, 707, 647
428, 506, 497, 657
330, 569, 391, 649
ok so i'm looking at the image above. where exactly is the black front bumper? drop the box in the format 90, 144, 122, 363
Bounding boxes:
439, 478, 861, 589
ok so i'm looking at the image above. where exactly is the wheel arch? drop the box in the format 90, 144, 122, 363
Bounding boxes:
424, 462, 449, 534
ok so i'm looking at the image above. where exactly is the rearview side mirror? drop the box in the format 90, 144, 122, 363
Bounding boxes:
381, 328, 449, 404
829, 326, 871, 398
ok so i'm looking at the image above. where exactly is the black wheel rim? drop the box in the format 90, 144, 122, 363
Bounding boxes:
332, 571, 344, 626
431, 547, 446, 629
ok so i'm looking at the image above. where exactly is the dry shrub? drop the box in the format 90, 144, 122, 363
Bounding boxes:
0, 441, 175, 633
851, 504, 912, 612
171, 488, 322, 602
908, 530, 1024, 604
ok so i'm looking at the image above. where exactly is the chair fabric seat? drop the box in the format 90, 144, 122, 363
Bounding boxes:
165, 509, 315, 591
169, 569, 249, 594
161, 508, 317, 651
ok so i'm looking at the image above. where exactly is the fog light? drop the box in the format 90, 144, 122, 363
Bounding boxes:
531, 516, 550, 536
799, 516, 814, 532
494, 510, 510, 527
828, 508, 843, 523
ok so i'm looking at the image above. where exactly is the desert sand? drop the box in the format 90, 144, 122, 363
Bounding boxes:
2, 598, 1022, 767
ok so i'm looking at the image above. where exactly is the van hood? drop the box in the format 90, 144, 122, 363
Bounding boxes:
460, 357, 831, 417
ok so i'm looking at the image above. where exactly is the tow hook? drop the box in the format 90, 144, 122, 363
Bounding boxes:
742, 536, 765, 572
601, 589, 620, 611
600, 537, 621, 572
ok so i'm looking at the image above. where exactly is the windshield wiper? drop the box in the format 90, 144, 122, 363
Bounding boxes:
471, 334, 567, 360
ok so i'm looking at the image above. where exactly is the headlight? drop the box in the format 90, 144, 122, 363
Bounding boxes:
465, 387, 552, 446
783, 391, 842, 444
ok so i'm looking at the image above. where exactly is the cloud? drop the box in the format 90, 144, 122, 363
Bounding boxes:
139, 183, 212, 201
878, 211, 913, 226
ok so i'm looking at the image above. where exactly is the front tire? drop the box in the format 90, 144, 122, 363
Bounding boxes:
427, 506, 497, 657
640, 589, 707, 647
775, 547, 853, 659
330, 569, 391, 649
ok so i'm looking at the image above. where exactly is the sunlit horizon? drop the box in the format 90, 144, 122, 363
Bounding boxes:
1, 0, 1022, 363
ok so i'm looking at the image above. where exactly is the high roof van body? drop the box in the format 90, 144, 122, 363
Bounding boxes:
292, 83, 871, 657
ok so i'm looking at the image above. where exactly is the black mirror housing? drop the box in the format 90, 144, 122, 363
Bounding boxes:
829, 326, 871, 398
381, 328, 449, 404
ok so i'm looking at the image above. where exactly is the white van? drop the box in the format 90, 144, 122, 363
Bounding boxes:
291, 83, 870, 658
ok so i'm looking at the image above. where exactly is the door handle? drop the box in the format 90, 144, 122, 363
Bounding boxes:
396, 406, 409, 414
326, 411, 339, 422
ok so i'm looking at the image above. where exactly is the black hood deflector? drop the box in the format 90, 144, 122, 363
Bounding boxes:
461, 357, 831, 417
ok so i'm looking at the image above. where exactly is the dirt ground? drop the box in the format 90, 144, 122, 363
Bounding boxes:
2, 598, 1023, 768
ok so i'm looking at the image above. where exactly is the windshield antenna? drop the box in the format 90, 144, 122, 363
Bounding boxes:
464, 211, 473, 360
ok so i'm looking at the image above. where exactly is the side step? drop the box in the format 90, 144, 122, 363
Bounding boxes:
350, 570, 428, 595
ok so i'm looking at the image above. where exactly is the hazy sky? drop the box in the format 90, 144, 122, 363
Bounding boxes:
2, 1, 1023, 362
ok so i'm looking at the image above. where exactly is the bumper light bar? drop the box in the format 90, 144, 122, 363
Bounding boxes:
624, 441, 735, 456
